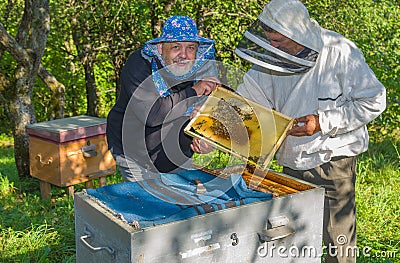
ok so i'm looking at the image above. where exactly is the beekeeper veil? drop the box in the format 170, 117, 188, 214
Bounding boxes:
235, 0, 323, 74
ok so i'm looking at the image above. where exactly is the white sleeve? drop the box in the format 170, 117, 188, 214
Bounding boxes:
318, 53, 386, 136
237, 68, 274, 109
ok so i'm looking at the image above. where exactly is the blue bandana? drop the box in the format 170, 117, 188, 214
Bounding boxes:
141, 16, 216, 98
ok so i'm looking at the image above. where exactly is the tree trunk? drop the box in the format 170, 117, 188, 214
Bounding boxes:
71, 6, 99, 117
9, 89, 35, 178
84, 50, 98, 117
149, 0, 177, 38
111, 55, 125, 98
0, 0, 50, 178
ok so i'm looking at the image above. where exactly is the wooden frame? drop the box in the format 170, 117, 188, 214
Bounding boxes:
184, 86, 294, 170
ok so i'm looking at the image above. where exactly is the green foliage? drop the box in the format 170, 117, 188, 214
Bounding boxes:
168, 0, 264, 70
304, 0, 400, 135
193, 149, 245, 169
1, 0, 398, 136
193, 149, 283, 172
94, 57, 117, 117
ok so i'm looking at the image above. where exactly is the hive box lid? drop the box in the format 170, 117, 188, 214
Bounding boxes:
26, 115, 107, 143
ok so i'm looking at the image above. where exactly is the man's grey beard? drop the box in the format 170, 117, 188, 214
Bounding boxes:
167, 61, 195, 76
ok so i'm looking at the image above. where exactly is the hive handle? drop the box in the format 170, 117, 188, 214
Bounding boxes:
67, 145, 98, 157
36, 154, 53, 166
258, 225, 295, 242
80, 228, 115, 258
81, 144, 97, 158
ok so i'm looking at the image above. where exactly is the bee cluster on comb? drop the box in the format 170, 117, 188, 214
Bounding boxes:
209, 98, 253, 144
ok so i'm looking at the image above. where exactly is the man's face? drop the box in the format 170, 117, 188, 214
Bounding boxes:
157, 41, 198, 76
264, 31, 304, 56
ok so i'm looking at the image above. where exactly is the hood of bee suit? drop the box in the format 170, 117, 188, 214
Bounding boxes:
235, 0, 323, 74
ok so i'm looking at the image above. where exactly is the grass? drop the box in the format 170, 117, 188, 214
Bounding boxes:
355, 136, 400, 262
0, 140, 123, 262
0, 134, 399, 262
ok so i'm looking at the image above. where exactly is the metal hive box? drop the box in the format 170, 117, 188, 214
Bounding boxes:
74, 169, 324, 262
184, 86, 294, 170
26, 115, 116, 187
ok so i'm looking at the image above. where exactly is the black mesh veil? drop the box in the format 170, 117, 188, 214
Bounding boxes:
235, 20, 318, 74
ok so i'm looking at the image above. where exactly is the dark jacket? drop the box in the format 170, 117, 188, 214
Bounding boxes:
106, 49, 199, 173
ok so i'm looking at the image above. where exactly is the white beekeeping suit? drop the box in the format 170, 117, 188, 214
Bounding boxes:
236, 0, 386, 170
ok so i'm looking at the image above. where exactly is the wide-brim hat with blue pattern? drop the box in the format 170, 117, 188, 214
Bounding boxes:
147, 15, 214, 44
141, 15, 217, 98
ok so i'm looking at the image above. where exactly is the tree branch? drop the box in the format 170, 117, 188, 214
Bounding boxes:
0, 21, 65, 118
38, 64, 65, 118
0, 22, 31, 67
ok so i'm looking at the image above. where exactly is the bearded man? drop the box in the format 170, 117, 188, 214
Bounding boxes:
107, 16, 218, 182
